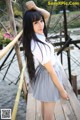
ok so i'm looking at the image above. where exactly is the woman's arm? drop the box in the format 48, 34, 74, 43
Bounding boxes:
26, 1, 50, 21
43, 61, 69, 100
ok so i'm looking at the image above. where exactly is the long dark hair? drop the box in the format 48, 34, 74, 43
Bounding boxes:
22, 9, 47, 82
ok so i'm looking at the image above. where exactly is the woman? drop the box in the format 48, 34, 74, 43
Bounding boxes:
22, 1, 69, 120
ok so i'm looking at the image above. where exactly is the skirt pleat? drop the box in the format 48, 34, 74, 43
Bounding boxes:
30, 56, 67, 102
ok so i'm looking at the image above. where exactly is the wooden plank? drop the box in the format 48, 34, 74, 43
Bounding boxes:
61, 101, 70, 120
35, 100, 42, 120
54, 46, 74, 52
54, 101, 66, 120
26, 94, 36, 120
67, 89, 80, 120
66, 100, 77, 120
61, 99, 77, 120
26, 93, 42, 120
62, 72, 80, 120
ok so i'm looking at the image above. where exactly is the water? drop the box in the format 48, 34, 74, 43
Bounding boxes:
0, 81, 26, 120
0, 50, 26, 120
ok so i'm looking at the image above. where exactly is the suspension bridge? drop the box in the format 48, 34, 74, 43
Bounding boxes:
0, 0, 80, 120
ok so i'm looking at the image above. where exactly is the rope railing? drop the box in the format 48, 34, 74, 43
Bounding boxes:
0, 30, 23, 60
0, 30, 27, 119
12, 63, 26, 120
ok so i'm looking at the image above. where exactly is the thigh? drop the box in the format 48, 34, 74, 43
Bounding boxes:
43, 102, 55, 113
41, 102, 56, 120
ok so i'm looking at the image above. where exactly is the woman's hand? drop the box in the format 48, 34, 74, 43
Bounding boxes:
59, 89, 69, 100
26, 1, 37, 10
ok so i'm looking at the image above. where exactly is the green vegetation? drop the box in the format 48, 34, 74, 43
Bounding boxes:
13, 3, 22, 17
49, 11, 80, 33
0, 0, 80, 34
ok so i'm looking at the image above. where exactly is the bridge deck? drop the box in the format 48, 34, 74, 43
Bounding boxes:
26, 77, 80, 120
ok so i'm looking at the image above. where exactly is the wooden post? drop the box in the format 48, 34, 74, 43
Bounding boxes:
12, 64, 26, 120
5, 0, 27, 101
63, 3, 72, 83
71, 75, 78, 96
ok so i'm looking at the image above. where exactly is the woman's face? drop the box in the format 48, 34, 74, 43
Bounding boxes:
33, 18, 44, 34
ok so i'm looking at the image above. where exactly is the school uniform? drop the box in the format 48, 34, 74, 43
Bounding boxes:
30, 33, 67, 102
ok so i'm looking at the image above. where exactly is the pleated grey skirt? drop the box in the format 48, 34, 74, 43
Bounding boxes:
30, 58, 66, 102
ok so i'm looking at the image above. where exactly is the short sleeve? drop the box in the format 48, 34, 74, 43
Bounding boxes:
31, 41, 51, 65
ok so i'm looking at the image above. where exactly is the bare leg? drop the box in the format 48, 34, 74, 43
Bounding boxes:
41, 102, 55, 120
